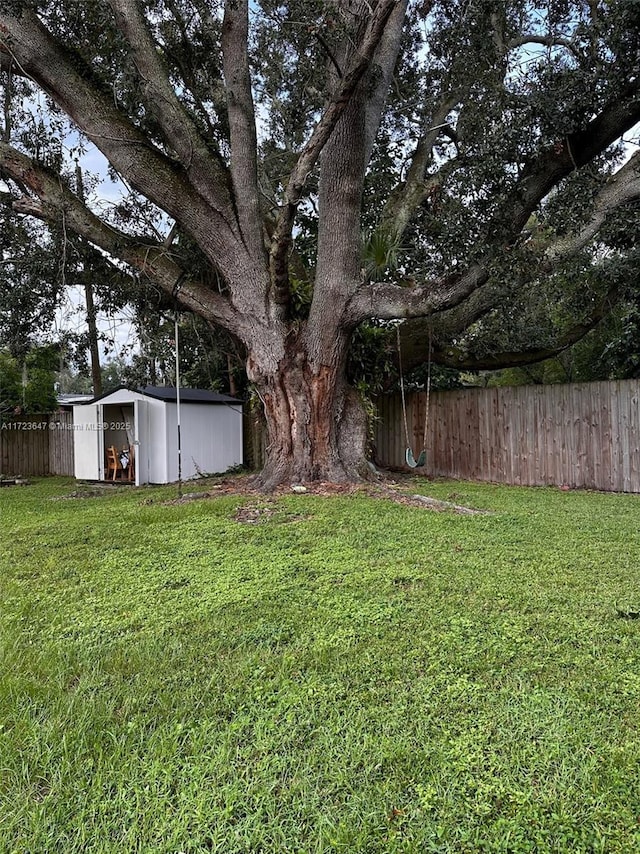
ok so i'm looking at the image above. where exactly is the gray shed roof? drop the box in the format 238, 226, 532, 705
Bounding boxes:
83, 385, 241, 405
140, 386, 241, 404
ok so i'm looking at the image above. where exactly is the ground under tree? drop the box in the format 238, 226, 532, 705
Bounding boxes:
0, 1, 639, 488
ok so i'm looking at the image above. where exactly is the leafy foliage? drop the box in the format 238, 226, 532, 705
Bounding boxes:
122, 312, 243, 395
0, 212, 62, 357
0, 349, 21, 414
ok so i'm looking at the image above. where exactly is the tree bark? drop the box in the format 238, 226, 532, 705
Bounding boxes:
247, 328, 369, 490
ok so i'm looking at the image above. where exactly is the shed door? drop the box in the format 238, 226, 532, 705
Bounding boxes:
133, 398, 149, 485
74, 404, 101, 480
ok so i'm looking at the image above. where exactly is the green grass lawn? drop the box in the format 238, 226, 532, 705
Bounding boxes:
1, 477, 640, 853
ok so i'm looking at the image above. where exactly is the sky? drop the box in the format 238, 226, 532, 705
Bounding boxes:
51, 130, 139, 365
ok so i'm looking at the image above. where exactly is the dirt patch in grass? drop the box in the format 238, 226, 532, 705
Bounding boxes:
52, 483, 133, 500
161, 472, 488, 514
233, 503, 310, 524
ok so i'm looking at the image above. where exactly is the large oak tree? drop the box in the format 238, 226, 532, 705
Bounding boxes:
0, 0, 639, 487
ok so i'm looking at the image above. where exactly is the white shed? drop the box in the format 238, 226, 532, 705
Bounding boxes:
73, 386, 243, 485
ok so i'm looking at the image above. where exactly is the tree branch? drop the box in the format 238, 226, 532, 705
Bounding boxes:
420, 153, 640, 339
507, 34, 581, 60
0, 142, 239, 330
497, 84, 640, 240
543, 150, 640, 263
162, 0, 227, 140
268, 0, 401, 309
106, 0, 234, 223
349, 85, 640, 324
399, 283, 622, 372
347, 264, 485, 323
305, 0, 408, 361
380, 93, 460, 239
0, 6, 248, 287
221, 0, 267, 268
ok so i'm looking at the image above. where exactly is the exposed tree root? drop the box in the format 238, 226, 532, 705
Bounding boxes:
159, 471, 488, 515
385, 491, 490, 515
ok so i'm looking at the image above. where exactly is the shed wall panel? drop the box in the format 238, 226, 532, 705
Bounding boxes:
73, 405, 101, 480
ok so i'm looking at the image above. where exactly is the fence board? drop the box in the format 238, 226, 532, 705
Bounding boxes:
0, 412, 75, 477
49, 411, 75, 476
374, 379, 640, 493
0, 416, 49, 476
613, 383, 623, 490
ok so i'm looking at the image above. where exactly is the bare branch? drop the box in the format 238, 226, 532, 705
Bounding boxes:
2, 61, 11, 143
347, 263, 485, 323
312, 28, 344, 78
508, 34, 581, 60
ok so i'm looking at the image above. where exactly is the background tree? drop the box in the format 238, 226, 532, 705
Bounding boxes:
0, 0, 639, 487
0, 344, 58, 414
0, 210, 62, 357
0, 348, 21, 414
118, 311, 244, 395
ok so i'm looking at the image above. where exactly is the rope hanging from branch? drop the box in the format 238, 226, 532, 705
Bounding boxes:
397, 323, 431, 469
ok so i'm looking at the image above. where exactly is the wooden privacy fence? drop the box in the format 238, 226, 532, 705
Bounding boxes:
374, 380, 640, 493
4, 382, 640, 491
0, 411, 75, 477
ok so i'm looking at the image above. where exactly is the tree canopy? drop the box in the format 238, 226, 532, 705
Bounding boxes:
0, 0, 639, 485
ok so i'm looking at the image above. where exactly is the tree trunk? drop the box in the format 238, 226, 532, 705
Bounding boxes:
248, 331, 369, 490
76, 165, 102, 397
84, 275, 102, 398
